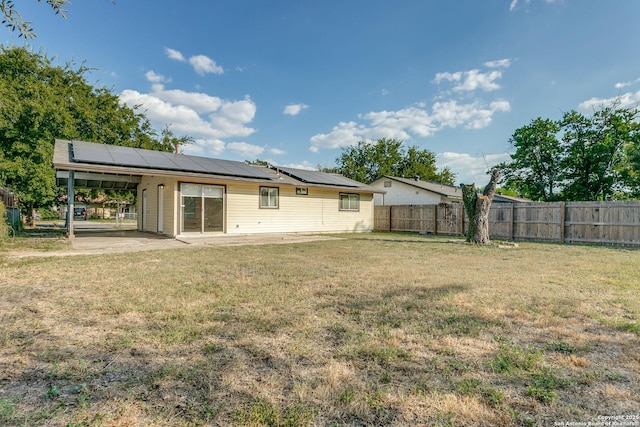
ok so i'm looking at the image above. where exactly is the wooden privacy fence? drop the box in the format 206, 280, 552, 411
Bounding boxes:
374, 201, 640, 246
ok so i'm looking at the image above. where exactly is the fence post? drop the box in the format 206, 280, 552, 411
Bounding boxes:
433, 205, 438, 235
559, 202, 566, 243
388, 206, 392, 232
509, 204, 515, 241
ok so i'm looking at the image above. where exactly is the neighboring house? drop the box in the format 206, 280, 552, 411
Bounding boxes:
493, 193, 530, 203
369, 176, 463, 205
53, 139, 380, 237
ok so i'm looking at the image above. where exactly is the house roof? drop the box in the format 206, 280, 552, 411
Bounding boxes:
53, 139, 381, 193
372, 176, 463, 199
493, 193, 531, 203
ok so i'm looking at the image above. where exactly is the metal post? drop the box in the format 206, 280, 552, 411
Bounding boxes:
67, 170, 75, 239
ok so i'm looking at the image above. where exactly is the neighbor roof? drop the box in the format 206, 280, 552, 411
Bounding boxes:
53, 139, 381, 193
373, 176, 463, 199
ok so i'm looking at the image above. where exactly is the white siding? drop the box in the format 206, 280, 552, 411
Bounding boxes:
226, 184, 373, 234
140, 177, 374, 236
370, 180, 443, 205
137, 176, 177, 235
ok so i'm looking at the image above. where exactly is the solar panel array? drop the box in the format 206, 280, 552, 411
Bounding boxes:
276, 166, 362, 187
70, 140, 272, 180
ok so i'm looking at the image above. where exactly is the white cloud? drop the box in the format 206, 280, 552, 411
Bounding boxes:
310, 121, 368, 152
614, 77, 640, 89
189, 54, 224, 76
227, 141, 265, 158
281, 160, 316, 170
437, 152, 512, 186
145, 70, 169, 84
185, 138, 226, 156
435, 69, 503, 92
455, 70, 503, 92
283, 103, 309, 116
165, 47, 185, 62
484, 59, 511, 68
434, 71, 462, 84
269, 148, 287, 155
309, 100, 511, 153
577, 90, 640, 113
432, 99, 511, 129
119, 87, 257, 154
510, 0, 560, 12
361, 107, 435, 138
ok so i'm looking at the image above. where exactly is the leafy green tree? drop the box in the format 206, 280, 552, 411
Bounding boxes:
501, 104, 640, 201
0, 46, 180, 221
336, 137, 455, 184
2, 0, 69, 39
500, 117, 562, 201
561, 107, 639, 201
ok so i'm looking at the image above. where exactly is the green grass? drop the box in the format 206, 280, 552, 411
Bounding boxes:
0, 233, 639, 425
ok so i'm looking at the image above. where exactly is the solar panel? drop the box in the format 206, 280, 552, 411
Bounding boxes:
276, 166, 363, 187
71, 141, 114, 165
70, 140, 272, 179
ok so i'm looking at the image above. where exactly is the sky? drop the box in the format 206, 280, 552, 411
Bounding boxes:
4, 0, 640, 185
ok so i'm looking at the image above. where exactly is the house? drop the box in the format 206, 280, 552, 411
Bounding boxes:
369, 176, 463, 205
53, 139, 381, 237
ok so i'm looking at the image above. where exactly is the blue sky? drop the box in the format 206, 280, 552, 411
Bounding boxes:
5, 0, 640, 185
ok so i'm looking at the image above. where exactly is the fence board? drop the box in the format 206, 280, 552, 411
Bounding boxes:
374, 201, 640, 246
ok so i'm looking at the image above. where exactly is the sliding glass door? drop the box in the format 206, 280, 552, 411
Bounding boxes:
181, 184, 224, 233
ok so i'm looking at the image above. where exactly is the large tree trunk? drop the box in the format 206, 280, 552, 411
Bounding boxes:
462, 168, 501, 245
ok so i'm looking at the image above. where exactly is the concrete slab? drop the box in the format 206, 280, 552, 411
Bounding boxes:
7, 230, 342, 258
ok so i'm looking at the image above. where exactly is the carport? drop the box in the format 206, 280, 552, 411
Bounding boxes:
55, 170, 141, 239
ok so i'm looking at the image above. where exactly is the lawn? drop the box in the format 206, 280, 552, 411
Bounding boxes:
0, 234, 638, 426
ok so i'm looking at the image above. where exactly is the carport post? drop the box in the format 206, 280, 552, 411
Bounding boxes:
67, 170, 75, 239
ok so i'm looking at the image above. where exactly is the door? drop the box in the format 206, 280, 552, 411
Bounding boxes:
181, 184, 224, 233
157, 185, 164, 233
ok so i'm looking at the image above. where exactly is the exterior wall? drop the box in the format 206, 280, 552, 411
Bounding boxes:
137, 176, 178, 235
225, 183, 373, 234
371, 179, 443, 205
138, 176, 374, 236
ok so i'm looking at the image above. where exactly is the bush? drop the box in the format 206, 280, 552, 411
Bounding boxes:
0, 203, 8, 238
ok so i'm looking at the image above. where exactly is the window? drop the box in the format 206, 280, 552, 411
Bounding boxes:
339, 193, 360, 211
260, 187, 279, 208
296, 187, 308, 195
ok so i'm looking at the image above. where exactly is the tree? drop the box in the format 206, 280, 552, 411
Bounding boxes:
336, 137, 455, 184
0, 46, 180, 222
160, 125, 194, 154
501, 117, 562, 201
2, 0, 70, 39
561, 107, 639, 201
501, 103, 640, 201
462, 168, 500, 245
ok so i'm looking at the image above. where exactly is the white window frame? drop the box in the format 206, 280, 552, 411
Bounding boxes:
339, 193, 360, 211
260, 186, 279, 209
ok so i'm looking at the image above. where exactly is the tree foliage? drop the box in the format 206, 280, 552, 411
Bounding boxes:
501, 103, 640, 201
501, 117, 562, 201
0, 46, 184, 216
336, 138, 455, 184
2, 0, 70, 39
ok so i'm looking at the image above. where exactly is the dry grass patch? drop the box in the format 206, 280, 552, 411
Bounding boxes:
0, 234, 639, 426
